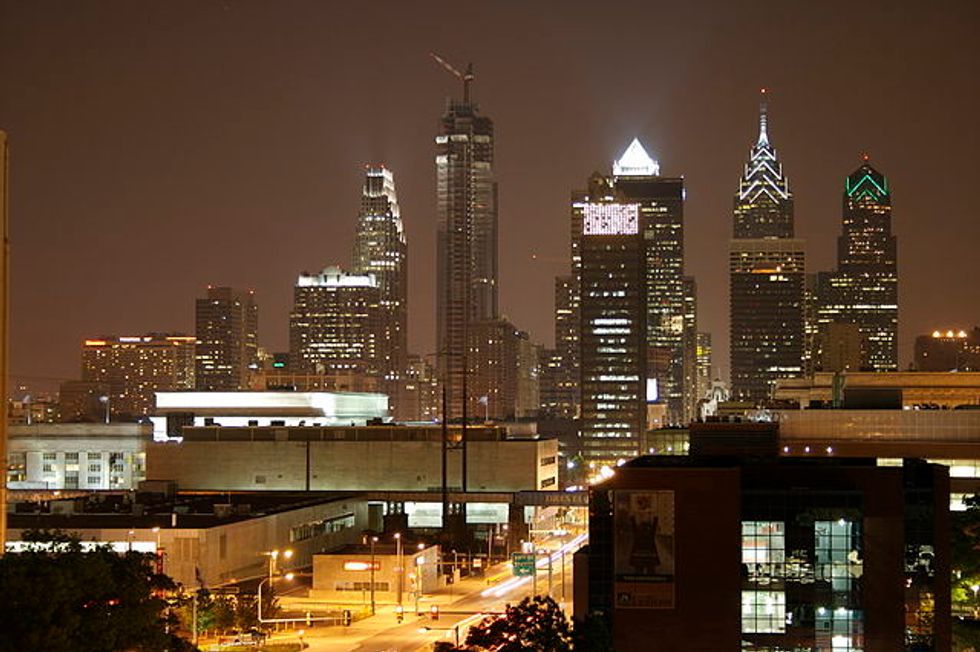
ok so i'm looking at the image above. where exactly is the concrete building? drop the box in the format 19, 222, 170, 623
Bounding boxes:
6, 423, 149, 490
151, 390, 389, 439
813, 321, 863, 373
773, 371, 980, 409
6, 492, 368, 589
312, 542, 440, 604
580, 446, 950, 650
145, 424, 558, 493
195, 286, 258, 391
400, 355, 440, 423
515, 334, 541, 419
81, 334, 196, 419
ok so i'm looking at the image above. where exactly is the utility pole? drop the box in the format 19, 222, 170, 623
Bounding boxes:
369, 536, 378, 615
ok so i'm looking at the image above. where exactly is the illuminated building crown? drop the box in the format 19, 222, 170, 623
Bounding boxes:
613, 138, 660, 177
737, 97, 791, 204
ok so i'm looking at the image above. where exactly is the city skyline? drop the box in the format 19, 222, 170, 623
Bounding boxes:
2, 2, 978, 391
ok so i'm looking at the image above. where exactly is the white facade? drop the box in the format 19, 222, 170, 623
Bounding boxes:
7, 423, 148, 490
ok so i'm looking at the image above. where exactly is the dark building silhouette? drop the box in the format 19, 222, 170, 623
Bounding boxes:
194, 286, 258, 391
729, 96, 805, 403
914, 327, 980, 371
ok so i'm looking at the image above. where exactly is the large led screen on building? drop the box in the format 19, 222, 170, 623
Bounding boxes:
613, 490, 675, 608
582, 203, 639, 236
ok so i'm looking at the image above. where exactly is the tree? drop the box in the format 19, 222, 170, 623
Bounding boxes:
465, 595, 573, 652
953, 495, 980, 616
0, 530, 195, 652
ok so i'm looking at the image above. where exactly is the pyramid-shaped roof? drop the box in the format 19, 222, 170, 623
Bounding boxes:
613, 138, 660, 177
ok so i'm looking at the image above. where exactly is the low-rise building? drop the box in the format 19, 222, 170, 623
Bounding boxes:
6, 423, 149, 490
774, 371, 980, 409
145, 424, 558, 493
311, 541, 441, 604
6, 492, 368, 589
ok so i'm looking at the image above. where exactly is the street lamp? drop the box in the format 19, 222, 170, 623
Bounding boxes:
99, 395, 110, 424
262, 548, 294, 583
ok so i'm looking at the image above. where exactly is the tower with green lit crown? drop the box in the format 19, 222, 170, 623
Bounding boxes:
816, 157, 898, 371
730, 94, 805, 403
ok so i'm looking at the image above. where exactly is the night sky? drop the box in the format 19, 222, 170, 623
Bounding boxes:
1, 1, 978, 392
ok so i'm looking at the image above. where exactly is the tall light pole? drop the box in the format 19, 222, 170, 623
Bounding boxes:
370, 536, 378, 615
0, 131, 9, 557
394, 533, 403, 609
99, 395, 110, 424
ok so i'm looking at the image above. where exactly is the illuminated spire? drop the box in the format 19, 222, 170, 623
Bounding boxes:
613, 138, 659, 177
737, 92, 790, 205
758, 88, 769, 146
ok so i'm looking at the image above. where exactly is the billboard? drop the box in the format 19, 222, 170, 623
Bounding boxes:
582, 203, 639, 236
613, 490, 675, 609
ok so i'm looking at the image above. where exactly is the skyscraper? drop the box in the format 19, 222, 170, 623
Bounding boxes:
579, 201, 646, 466
289, 267, 381, 379
682, 276, 699, 423
194, 286, 258, 391
352, 166, 407, 381
574, 141, 686, 423
435, 67, 498, 420
81, 334, 196, 419
551, 274, 579, 418
817, 158, 898, 371
729, 97, 805, 402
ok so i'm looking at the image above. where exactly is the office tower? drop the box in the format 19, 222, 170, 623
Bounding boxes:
552, 274, 579, 418
81, 334, 196, 419
288, 267, 381, 378
802, 273, 819, 375
817, 158, 898, 371
729, 97, 805, 402
573, 142, 686, 424
466, 318, 519, 421
579, 201, 646, 466
682, 276, 698, 423
915, 327, 980, 371
815, 321, 863, 372
515, 334, 541, 419
352, 166, 407, 380
435, 68, 497, 420
402, 354, 441, 422
194, 286, 258, 391
58, 380, 110, 423
695, 332, 712, 406
537, 347, 563, 417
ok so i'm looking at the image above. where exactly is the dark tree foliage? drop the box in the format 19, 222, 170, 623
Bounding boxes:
465, 595, 573, 652
953, 495, 980, 611
0, 530, 194, 652
572, 611, 615, 652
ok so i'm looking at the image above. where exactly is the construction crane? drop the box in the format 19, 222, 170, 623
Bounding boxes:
429, 52, 475, 103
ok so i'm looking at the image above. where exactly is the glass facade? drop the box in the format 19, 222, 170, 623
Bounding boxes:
741, 495, 865, 651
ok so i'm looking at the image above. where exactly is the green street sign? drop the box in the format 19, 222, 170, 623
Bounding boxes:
512, 552, 536, 577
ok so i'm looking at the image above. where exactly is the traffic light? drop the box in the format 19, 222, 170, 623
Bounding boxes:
395, 605, 404, 623
430, 605, 440, 621
342, 609, 352, 626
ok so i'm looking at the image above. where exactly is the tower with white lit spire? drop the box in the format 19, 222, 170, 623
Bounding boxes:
729, 91, 806, 403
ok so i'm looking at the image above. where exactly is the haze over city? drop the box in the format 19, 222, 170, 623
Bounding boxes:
2, 0, 978, 390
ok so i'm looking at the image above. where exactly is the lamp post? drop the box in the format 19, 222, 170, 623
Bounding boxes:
369, 536, 378, 615
395, 533, 403, 609
258, 572, 294, 623
972, 584, 979, 618
99, 395, 110, 424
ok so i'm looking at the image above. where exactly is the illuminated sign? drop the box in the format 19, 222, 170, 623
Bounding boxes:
583, 203, 639, 236
343, 561, 381, 571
